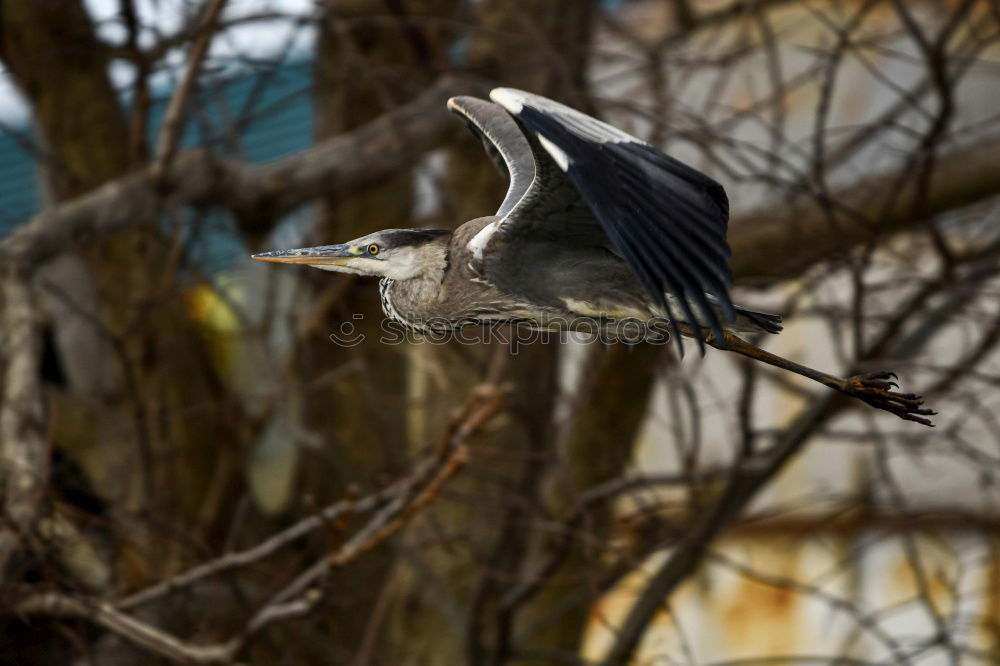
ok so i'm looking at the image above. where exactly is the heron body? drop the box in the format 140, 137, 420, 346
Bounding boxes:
253, 87, 934, 424
373, 220, 780, 340
255, 88, 781, 351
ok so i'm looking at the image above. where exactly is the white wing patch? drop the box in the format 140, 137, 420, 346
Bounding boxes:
468, 221, 500, 260
488, 88, 524, 113
562, 298, 648, 320
537, 135, 570, 172
490, 87, 642, 146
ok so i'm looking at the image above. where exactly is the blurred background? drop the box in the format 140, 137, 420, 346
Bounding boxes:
1, 0, 1000, 664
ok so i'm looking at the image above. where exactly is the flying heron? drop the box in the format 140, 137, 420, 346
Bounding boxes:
254, 88, 934, 426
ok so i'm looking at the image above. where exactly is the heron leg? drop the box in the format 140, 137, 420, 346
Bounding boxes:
691, 329, 936, 426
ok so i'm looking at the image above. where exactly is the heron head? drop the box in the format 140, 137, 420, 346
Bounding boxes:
252, 228, 452, 281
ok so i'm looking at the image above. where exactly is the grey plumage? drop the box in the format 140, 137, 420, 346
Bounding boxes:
253, 88, 782, 352
251, 88, 945, 427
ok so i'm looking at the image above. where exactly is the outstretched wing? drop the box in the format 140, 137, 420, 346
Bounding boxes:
490, 88, 735, 352
447, 96, 536, 218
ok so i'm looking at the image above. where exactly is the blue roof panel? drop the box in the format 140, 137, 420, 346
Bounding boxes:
0, 129, 42, 234
0, 60, 314, 241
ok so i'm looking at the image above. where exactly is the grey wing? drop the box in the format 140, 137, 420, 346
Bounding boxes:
489, 87, 735, 355
449, 95, 603, 258
447, 96, 535, 218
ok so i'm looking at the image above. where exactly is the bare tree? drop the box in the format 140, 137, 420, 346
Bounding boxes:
2, 1, 999, 664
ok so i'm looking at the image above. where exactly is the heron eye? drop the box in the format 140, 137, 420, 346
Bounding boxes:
368, 244, 380, 256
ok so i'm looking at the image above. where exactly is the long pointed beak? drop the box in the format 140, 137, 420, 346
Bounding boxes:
252, 244, 357, 265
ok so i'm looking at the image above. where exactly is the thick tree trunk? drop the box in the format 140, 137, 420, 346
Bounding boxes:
0, 1, 131, 198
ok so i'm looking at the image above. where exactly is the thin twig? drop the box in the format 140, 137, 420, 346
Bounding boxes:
152, 0, 228, 181
12, 384, 507, 663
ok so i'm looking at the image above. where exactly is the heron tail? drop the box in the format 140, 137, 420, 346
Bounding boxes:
732, 305, 783, 334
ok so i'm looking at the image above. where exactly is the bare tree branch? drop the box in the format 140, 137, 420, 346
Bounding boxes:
728, 134, 1000, 280
11, 443, 465, 664
152, 0, 228, 179
0, 266, 46, 579
597, 241, 996, 661
0, 74, 488, 267
10, 383, 506, 663
600, 390, 843, 664
117, 479, 405, 610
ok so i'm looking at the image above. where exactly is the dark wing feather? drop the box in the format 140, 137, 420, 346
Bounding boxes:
490, 88, 735, 354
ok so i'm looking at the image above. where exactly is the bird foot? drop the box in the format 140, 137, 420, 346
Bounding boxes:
842, 371, 936, 426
